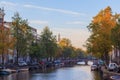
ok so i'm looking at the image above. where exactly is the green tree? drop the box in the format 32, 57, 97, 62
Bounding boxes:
29, 42, 42, 61
40, 26, 58, 61
62, 47, 74, 58
111, 18, 120, 63
12, 12, 33, 64
75, 48, 86, 58
111, 18, 120, 48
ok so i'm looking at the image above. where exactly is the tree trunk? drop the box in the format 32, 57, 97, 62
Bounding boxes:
118, 49, 120, 64
104, 52, 109, 65
16, 48, 19, 65
2, 51, 4, 65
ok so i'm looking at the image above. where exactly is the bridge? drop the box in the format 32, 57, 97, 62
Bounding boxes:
76, 59, 93, 65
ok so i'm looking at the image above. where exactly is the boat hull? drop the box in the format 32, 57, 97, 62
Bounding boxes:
0, 71, 10, 75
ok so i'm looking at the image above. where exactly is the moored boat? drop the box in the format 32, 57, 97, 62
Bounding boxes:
0, 69, 11, 75
19, 67, 29, 72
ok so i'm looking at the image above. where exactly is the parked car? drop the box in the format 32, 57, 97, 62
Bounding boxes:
46, 61, 53, 67
108, 63, 119, 72
91, 64, 98, 71
54, 60, 61, 66
31, 62, 39, 65
18, 61, 27, 66
110, 75, 120, 80
98, 59, 104, 65
97, 60, 105, 70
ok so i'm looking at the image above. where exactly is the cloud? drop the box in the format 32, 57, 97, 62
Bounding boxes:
0, 1, 18, 11
29, 20, 49, 25
66, 21, 88, 26
0, 1, 17, 6
0, 1, 85, 16
24, 4, 85, 16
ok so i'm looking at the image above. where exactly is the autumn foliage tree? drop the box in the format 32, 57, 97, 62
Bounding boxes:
0, 25, 15, 65
58, 38, 83, 58
58, 38, 72, 58
86, 6, 117, 63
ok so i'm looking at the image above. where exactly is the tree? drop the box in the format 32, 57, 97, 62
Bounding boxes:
59, 38, 73, 58
29, 42, 41, 61
111, 17, 120, 63
39, 26, 58, 60
59, 38, 71, 47
111, 18, 120, 48
75, 48, 86, 58
12, 12, 33, 64
0, 25, 15, 65
86, 6, 117, 63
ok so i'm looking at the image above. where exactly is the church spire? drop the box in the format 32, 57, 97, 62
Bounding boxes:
58, 33, 61, 42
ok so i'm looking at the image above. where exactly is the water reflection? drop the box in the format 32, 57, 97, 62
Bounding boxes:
91, 71, 102, 80
0, 71, 29, 80
0, 66, 102, 80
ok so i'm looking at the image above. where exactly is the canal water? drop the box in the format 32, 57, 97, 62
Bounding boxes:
0, 65, 102, 80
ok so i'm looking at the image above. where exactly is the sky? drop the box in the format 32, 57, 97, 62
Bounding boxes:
0, 0, 120, 50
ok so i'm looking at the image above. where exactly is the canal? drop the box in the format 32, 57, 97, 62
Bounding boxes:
0, 65, 102, 80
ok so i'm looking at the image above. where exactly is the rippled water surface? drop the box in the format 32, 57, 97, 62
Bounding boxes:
0, 65, 102, 80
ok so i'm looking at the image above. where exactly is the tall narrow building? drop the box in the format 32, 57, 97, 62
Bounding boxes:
58, 33, 61, 43
0, 7, 5, 26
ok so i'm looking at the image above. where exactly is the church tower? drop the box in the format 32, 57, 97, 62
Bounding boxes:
58, 33, 61, 43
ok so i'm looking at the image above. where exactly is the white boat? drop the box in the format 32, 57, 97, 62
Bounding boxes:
19, 68, 29, 72
77, 61, 85, 65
